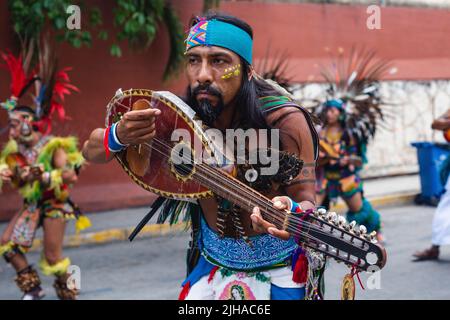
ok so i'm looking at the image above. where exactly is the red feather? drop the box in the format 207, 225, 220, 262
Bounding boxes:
0, 52, 30, 98
33, 117, 52, 135
46, 66, 79, 122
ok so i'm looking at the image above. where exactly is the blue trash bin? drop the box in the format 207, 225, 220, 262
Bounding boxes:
411, 142, 450, 206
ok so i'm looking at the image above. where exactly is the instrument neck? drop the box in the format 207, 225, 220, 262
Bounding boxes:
192, 164, 286, 230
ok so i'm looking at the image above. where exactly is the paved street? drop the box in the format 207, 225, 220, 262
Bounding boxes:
1, 204, 449, 300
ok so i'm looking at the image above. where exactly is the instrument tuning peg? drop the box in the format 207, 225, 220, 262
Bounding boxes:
338, 215, 346, 226
348, 220, 357, 234
317, 208, 327, 216
313, 210, 320, 218
327, 211, 337, 222
343, 221, 351, 231
359, 225, 367, 235
333, 216, 340, 225
369, 231, 377, 242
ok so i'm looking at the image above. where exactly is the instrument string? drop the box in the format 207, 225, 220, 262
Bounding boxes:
108, 100, 325, 231
150, 138, 315, 229
149, 138, 344, 236
108, 100, 375, 268
147, 139, 351, 243
109, 99, 318, 230
149, 138, 360, 245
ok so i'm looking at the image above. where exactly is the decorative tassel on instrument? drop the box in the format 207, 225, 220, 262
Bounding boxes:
215, 196, 251, 245
215, 196, 229, 238
230, 204, 252, 246
292, 251, 308, 284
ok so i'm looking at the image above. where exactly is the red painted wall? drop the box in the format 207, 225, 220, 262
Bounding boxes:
1, 1, 449, 219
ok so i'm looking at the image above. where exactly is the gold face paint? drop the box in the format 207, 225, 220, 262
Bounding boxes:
221, 64, 241, 80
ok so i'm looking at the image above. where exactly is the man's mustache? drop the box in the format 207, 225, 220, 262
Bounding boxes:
192, 84, 222, 98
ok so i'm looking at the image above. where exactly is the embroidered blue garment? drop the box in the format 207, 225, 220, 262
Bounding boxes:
200, 217, 298, 270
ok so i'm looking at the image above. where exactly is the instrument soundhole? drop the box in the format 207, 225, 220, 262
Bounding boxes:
170, 142, 195, 180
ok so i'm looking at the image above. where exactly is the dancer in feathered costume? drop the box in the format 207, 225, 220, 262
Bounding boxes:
313, 48, 391, 243
0, 39, 89, 300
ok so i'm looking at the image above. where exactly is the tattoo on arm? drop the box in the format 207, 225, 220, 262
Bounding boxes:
286, 162, 317, 186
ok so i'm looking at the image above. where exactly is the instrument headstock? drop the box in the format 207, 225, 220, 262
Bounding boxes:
296, 208, 387, 272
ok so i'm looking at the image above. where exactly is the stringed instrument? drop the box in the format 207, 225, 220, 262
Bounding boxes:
105, 89, 387, 272
318, 140, 362, 167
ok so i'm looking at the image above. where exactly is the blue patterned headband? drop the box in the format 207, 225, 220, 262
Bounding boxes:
185, 18, 253, 65
324, 99, 345, 110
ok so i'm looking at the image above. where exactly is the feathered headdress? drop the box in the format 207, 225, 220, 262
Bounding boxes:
0, 40, 37, 112
313, 47, 393, 147
254, 45, 296, 99
1, 36, 78, 134
256, 47, 293, 91
32, 37, 79, 134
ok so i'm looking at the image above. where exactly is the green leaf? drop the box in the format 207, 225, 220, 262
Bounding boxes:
55, 33, 66, 42
110, 44, 122, 57
54, 17, 65, 29
81, 31, 92, 42
89, 7, 103, 27
137, 13, 145, 25
70, 36, 82, 48
98, 30, 108, 41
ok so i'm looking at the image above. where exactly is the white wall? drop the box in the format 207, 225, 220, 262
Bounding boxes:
292, 80, 450, 177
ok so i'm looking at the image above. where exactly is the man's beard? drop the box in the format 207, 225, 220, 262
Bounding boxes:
187, 84, 226, 127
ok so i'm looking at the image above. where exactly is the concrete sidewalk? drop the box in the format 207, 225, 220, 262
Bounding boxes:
333, 174, 420, 211
0, 174, 421, 252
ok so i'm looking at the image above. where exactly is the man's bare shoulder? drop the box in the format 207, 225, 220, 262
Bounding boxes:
265, 106, 310, 129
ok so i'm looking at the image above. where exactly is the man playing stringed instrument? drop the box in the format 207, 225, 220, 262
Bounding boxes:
83, 13, 329, 300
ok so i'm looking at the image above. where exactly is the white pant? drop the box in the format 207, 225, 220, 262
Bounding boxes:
432, 177, 450, 246
185, 266, 303, 300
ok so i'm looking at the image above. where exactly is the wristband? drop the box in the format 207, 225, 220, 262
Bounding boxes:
290, 199, 303, 213
112, 122, 127, 147
104, 123, 127, 159
109, 122, 127, 151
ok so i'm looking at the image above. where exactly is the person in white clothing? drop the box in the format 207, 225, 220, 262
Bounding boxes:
413, 109, 450, 261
